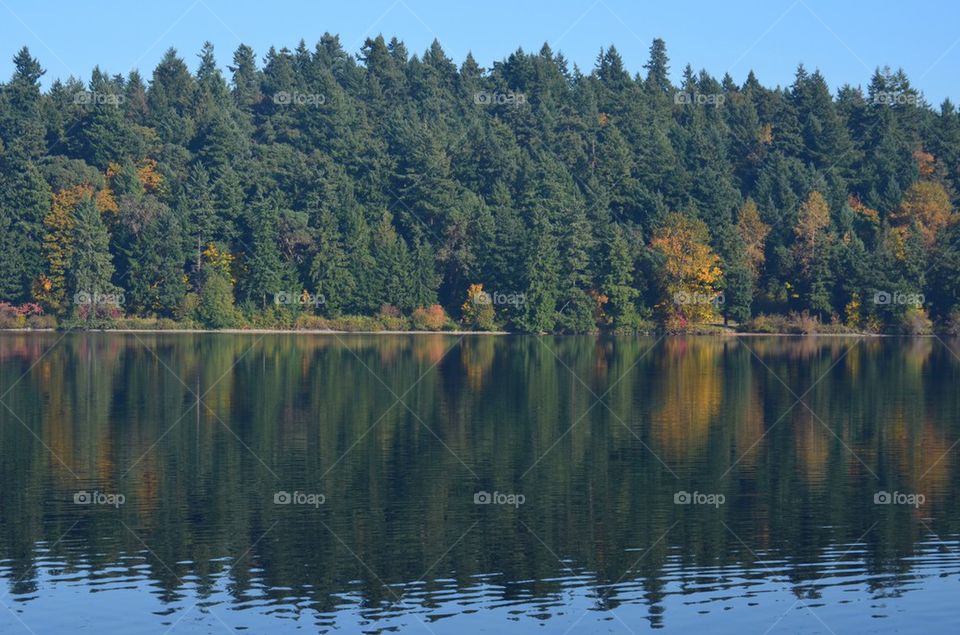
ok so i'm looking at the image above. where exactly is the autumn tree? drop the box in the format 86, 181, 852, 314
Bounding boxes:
650, 212, 723, 325
792, 191, 834, 317
891, 181, 952, 246
736, 197, 770, 277
460, 283, 496, 330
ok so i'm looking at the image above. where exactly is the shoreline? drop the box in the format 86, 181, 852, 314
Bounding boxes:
0, 328, 937, 337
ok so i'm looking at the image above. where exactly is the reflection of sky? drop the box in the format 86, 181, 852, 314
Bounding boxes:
2, 541, 957, 634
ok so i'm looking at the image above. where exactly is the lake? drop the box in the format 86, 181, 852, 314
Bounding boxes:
0, 333, 958, 633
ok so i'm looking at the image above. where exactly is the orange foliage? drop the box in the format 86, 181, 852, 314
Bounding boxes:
95, 187, 119, 214
736, 198, 770, 276
847, 195, 880, 225
650, 212, 723, 323
137, 159, 163, 192
892, 181, 952, 246
34, 185, 93, 309
913, 149, 936, 178
411, 304, 449, 331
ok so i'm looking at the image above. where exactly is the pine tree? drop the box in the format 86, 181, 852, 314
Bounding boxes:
602, 224, 640, 327
68, 195, 116, 322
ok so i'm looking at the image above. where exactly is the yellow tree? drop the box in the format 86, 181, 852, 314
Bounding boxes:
736, 197, 770, 277
792, 191, 831, 271
651, 213, 723, 325
34, 185, 92, 311
891, 181, 952, 247
460, 283, 495, 330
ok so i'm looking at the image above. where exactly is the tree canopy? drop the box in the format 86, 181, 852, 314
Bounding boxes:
0, 37, 956, 332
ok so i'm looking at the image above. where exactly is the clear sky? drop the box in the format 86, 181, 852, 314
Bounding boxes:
1, 0, 958, 105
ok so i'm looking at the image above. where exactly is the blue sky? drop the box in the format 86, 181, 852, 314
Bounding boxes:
1, 0, 958, 104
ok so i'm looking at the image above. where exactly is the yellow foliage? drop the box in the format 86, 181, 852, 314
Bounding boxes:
651, 212, 723, 324
35, 185, 93, 310
847, 195, 879, 225
461, 283, 487, 311
202, 243, 234, 274
758, 123, 773, 145
892, 181, 952, 246
137, 159, 163, 192
736, 198, 769, 277
94, 187, 119, 214
844, 292, 862, 329
913, 149, 936, 178
793, 191, 832, 271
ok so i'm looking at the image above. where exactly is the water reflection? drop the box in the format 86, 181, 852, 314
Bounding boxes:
0, 333, 958, 633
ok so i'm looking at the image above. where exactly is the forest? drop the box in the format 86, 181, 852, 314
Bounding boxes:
0, 35, 958, 333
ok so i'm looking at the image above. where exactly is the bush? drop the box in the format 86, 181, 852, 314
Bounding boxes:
740, 312, 824, 334
197, 271, 239, 328
608, 314, 656, 335
741, 313, 788, 333
177, 293, 200, 323
378, 315, 410, 331
411, 304, 450, 331
944, 308, 960, 336
378, 304, 401, 318
460, 284, 497, 331
377, 304, 409, 331
26, 314, 57, 329
0, 302, 52, 329
107, 317, 192, 330
789, 310, 820, 334
900, 307, 933, 335
293, 314, 410, 332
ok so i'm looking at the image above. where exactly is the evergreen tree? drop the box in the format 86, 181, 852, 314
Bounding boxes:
68, 196, 116, 322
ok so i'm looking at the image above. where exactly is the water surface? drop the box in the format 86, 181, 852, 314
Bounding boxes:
0, 333, 958, 633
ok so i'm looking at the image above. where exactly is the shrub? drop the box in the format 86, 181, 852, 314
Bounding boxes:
740, 313, 788, 334
378, 304, 401, 318
197, 271, 239, 328
460, 284, 496, 331
944, 308, 960, 336
0, 302, 52, 329
788, 310, 820, 334
608, 313, 656, 335
177, 293, 200, 323
900, 307, 933, 335
411, 304, 450, 331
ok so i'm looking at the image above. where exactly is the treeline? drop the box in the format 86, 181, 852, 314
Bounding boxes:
0, 35, 958, 332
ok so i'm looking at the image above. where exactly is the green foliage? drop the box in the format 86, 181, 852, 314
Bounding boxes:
0, 39, 957, 332
68, 196, 117, 322
196, 267, 239, 328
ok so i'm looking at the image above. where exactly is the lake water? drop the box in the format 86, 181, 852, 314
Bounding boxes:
0, 333, 958, 634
